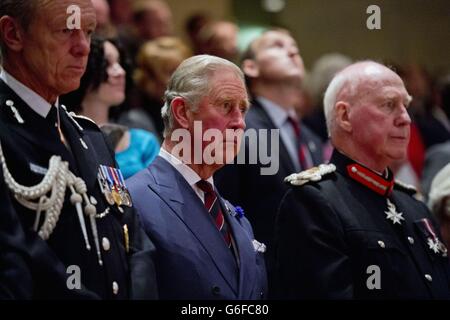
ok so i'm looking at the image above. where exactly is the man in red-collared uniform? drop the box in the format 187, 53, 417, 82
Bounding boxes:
275, 61, 450, 299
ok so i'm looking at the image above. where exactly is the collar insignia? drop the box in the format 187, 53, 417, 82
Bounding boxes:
347, 163, 394, 196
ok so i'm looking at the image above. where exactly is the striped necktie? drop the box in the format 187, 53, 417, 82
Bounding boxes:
196, 180, 232, 248
287, 116, 311, 170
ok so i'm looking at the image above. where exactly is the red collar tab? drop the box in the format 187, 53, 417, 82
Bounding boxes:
346, 163, 394, 197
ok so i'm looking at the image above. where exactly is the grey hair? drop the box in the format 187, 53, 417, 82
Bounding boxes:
323, 60, 385, 137
161, 54, 244, 138
0, 0, 40, 57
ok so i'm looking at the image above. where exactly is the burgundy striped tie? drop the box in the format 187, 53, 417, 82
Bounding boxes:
196, 180, 232, 247
287, 116, 310, 170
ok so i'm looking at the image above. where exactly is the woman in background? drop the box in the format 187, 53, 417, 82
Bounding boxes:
118, 36, 191, 139
61, 36, 159, 179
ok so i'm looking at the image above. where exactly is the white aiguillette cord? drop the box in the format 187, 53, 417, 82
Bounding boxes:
0, 139, 103, 266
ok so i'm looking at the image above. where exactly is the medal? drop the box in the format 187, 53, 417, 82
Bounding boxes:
108, 167, 124, 206
420, 218, 448, 257
385, 198, 405, 225
116, 168, 132, 207
98, 166, 115, 205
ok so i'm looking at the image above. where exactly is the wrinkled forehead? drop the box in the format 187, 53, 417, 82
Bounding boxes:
37, 0, 96, 21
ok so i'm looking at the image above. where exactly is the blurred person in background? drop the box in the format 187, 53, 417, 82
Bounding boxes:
92, 0, 117, 38
428, 163, 450, 253
197, 20, 239, 63
215, 29, 323, 295
185, 12, 212, 55
303, 53, 352, 161
126, 0, 174, 63
422, 74, 450, 195
61, 37, 159, 178
118, 36, 192, 139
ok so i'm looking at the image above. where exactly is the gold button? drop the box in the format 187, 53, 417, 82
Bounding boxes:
424, 274, 432, 282
378, 240, 385, 248
102, 237, 110, 251
407, 237, 414, 245
112, 281, 119, 295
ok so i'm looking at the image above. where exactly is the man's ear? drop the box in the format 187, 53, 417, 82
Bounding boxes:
335, 101, 352, 133
0, 16, 24, 53
171, 97, 190, 129
242, 59, 259, 78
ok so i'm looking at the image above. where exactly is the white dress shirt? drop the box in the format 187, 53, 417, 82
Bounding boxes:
159, 147, 215, 204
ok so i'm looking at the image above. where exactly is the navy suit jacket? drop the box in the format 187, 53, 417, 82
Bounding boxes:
215, 100, 323, 283
127, 156, 268, 299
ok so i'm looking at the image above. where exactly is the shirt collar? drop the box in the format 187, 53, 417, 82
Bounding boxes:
256, 96, 297, 128
0, 69, 58, 118
159, 147, 214, 188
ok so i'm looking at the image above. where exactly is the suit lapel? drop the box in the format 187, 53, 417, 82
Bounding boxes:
251, 100, 297, 174
219, 197, 258, 299
149, 157, 239, 294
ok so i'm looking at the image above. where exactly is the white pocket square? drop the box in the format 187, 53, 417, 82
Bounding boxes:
252, 239, 266, 253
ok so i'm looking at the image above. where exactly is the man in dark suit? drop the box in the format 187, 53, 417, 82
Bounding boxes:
127, 55, 267, 299
276, 61, 450, 299
0, 0, 157, 299
215, 29, 322, 288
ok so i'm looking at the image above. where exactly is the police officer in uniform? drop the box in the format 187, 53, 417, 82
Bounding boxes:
0, 0, 157, 299
275, 61, 450, 299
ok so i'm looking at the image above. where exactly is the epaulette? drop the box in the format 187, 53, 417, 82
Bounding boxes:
285, 163, 336, 186
60, 105, 98, 131
394, 180, 424, 201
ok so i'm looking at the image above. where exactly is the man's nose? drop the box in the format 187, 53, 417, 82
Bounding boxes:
229, 107, 246, 130
71, 30, 90, 57
395, 106, 412, 127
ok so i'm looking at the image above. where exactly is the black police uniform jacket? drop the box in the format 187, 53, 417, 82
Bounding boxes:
275, 150, 450, 299
0, 80, 157, 299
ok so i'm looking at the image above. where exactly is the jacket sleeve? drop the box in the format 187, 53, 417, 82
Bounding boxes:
123, 206, 159, 300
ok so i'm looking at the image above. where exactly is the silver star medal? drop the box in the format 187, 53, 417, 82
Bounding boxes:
427, 238, 441, 254
427, 237, 448, 256
385, 199, 405, 225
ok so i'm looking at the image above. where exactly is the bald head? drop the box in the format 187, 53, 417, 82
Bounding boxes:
324, 61, 411, 137
324, 60, 412, 172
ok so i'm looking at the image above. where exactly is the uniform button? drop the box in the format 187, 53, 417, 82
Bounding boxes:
112, 281, 119, 295
102, 237, 111, 251
378, 240, 385, 248
424, 274, 432, 282
407, 237, 414, 245
260, 291, 264, 298
212, 286, 221, 295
